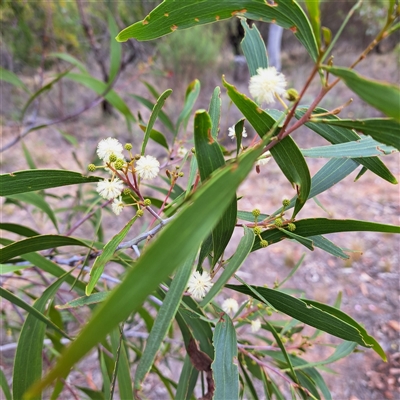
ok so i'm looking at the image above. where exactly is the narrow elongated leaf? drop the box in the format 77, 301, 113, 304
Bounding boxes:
277, 227, 314, 250
175, 355, 199, 400
315, 118, 400, 151
49, 52, 88, 74
21, 252, 87, 293
270, 136, 311, 217
297, 107, 397, 184
0, 235, 91, 263
237, 210, 269, 223
26, 143, 263, 397
227, 285, 386, 360
194, 110, 237, 265
240, 19, 268, 76
86, 216, 137, 295
0, 222, 39, 237
0, 66, 29, 92
0, 169, 102, 196
201, 227, 254, 307
107, 13, 122, 83
21, 70, 70, 119
208, 86, 221, 140
212, 314, 239, 400
0, 287, 70, 339
110, 328, 133, 400
324, 66, 400, 121
176, 79, 200, 135
305, 0, 321, 48
57, 292, 110, 309
141, 89, 172, 154
134, 252, 196, 389
130, 94, 175, 133
223, 76, 276, 138
234, 118, 246, 156
301, 136, 397, 158
66, 73, 136, 127
253, 218, 400, 252
13, 272, 71, 400
116, 0, 318, 61
0, 368, 11, 400
309, 235, 349, 259
287, 341, 357, 371
138, 124, 169, 150
7, 193, 59, 231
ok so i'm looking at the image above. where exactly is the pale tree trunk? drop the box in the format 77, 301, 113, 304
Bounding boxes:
267, 24, 283, 71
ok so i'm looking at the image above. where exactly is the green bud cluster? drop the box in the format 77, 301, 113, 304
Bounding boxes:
282, 199, 290, 207
123, 188, 131, 196
114, 159, 125, 170
136, 209, 144, 217
253, 226, 262, 235
124, 143, 133, 151
178, 172, 184, 177
260, 239, 268, 248
287, 222, 296, 232
143, 199, 152, 206
274, 217, 283, 227
109, 153, 117, 163
252, 209, 261, 217
88, 164, 96, 172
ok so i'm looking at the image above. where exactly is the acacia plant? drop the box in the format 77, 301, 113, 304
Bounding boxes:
1, 1, 399, 399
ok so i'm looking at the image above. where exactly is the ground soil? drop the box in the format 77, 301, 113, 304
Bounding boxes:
1, 45, 399, 399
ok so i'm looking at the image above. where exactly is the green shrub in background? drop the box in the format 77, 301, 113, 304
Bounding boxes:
156, 24, 225, 84
0, 1, 400, 399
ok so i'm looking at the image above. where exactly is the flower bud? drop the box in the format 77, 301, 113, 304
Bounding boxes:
124, 143, 133, 151
253, 226, 262, 235
134, 154, 141, 160
123, 188, 131, 196
287, 222, 296, 232
260, 239, 268, 248
114, 159, 125, 170
109, 153, 117, 163
143, 198, 152, 206
274, 218, 283, 227
252, 209, 261, 217
282, 199, 290, 207
88, 164, 96, 172
285, 88, 299, 102
136, 209, 144, 217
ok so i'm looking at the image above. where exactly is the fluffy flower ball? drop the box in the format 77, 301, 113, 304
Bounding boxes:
97, 137, 124, 162
222, 298, 239, 315
96, 178, 124, 200
249, 67, 287, 105
251, 318, 262, 333
228, 125, 247, 140
187, 270, 213, 301
135, 155, 160, 180
111, 196, 124, 215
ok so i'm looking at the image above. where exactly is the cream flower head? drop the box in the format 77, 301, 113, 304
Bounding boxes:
249, 67, 287, 105
187, 270, 213, 301
222, 298, 239, 315
97, 137, 124, 162
228, 125, 247, 140
96, 178, 124, 200
177, 146, 188, 158
251, 318, 262, 333
256, 151, 271, 166
111, 196, 124, 215
135, 155, 160, 180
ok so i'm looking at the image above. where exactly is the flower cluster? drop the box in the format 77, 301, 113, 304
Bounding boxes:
228, 125, 247, 140
91, 137, 161, 216
187, 270, 213, 300
249, 67, 287, 105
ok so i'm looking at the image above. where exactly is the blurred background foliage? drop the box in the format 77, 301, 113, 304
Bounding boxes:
0, 0, 397, 74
